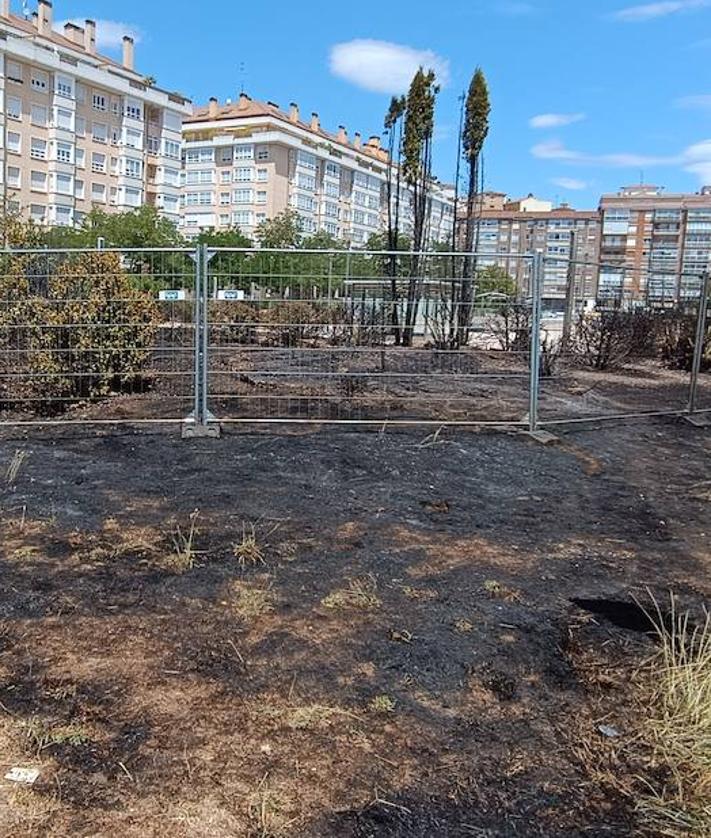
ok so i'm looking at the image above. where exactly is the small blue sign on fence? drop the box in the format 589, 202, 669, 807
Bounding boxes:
217, 289, 245, 301
159, 290, 186, 302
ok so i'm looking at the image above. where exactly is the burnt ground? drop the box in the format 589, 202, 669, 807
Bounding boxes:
0, 418, 708, 837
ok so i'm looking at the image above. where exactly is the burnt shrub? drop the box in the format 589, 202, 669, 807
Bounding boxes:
0, 252, 159, 411
571, 308, 656, 371
656, 308, 711, 372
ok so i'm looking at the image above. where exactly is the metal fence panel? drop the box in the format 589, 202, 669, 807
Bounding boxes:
0, 247, 196, 424
204, 248, 534, 426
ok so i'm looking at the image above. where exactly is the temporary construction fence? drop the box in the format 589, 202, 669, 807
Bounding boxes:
0, 245, 708, 434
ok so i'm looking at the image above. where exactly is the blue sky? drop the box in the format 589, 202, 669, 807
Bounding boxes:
18, 0, 711, 208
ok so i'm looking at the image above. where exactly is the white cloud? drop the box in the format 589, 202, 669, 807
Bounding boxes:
329, 39, 450, 94
532, 138, 711, 184
676, 94, 711, 109
529, 112, 586, 129
611, 0, 710, 22
55, 18, 142, 50
551, 177, 589, 190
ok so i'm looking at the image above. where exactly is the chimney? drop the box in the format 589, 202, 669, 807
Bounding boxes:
84, 19, 97, 54
310, 112, 320, 132
267, 100, 280, 110
353, 132, 362, 150
289, 102, 299, 123
122, 35, 135, 71
208, 97, 219, 118
64, 22, 85, 45
37, 0, 52, 36
367, 135, 381, 150
337, 125, 347, 144
1, 0, 9, 18
238, 92, 250, 111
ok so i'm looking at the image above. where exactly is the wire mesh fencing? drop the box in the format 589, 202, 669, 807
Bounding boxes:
204, 248, 535, 425
0, 247, 196, 424
0, 244, 708, 432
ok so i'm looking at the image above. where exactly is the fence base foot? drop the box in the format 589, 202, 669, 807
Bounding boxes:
684, 413, 711, 428
523, 429, 560, 446
181, 413, 221, 439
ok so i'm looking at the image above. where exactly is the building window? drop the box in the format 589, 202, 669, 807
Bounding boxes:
234, 144, 254, 160
256, 147, 269, 161
162, 168, 180, 186
92, 92, 108, 112
124, 187, 142, 207
234, 167, 253, 182
325, 162, 340, 178
76, 149, 86, 169
186, 169, 213, 185
7, 132, 21, 154
30, 204, 45, 223
30, 138, 47, 160
31, 171, 47, 192
75, 117, 86, 137
124, 99, 142, 120
31, 71, 48, 91
7, 97, 22, 120
125, 128, 143, 149
297, 173, 315, 191
186, 147, 214, 164
91, 153, 106, 173
92, 122, 108, 143
220, 170, 232, 184
55, 107, 74, 131
256, 168, 268, 182
256, 191, 267, 205
56, 142, 73, 164
232, 210, 253, 226
54, 206, 73, 226
75, 180, 85, 199
124, 158, 142, 179
6, 61, 22, 83
55, 173, 73, 195
164, 140, 180, 159
92, 183, 107, 201
219, 193, 230, 206
297, 150, 316, 170
324, 181, 339, 198
220, 148, 232, 163
233, 188, 253, 204
7, 167, 20, 188
31, 104, 47, 127
56, 75, 73, 98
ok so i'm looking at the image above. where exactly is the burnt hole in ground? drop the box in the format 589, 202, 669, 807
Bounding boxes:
572, 598, 670, 637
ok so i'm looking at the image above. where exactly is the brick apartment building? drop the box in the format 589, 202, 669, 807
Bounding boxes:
0, 0, 191, 227
457, 192, 601, 307
598, 184, 711, 302
181, 94, 455, 245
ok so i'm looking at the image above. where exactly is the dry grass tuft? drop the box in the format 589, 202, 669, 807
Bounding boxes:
232, 583, 276, 620
634, 594, 711, 836
233, 522, 266, 568
321, 575, 381, 611
5, 449, 29, 486
369, 694, 396, 714
24, 718, 91, 753
483, 579, 521, 602
165, 509, 202, 573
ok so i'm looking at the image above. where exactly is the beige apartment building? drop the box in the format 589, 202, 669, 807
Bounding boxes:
181, 93, 454, 245
458, 192, 601, 307
599, 184, 711, 302
0, 0, 191, 227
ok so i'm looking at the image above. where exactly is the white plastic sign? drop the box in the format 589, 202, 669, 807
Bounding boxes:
218, 289, 245, 301
159, 290, 186, 302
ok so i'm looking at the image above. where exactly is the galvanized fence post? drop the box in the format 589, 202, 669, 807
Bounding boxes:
528, 251, 544, 433
182, 243, 220, 438
688, 270, 710, 415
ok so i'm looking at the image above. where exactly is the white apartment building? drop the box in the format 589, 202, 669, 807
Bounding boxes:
0, 0, 191, 226
181, 93, 455, 245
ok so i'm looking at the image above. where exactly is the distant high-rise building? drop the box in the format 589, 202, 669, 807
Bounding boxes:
457, 194, 601, 307
0, 0, 191, 227
181, 94, 455, 245
599, 184, 711, 302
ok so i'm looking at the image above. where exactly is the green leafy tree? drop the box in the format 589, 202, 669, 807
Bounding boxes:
459, 68, 491, 344
255, 209, 302, 249
402, 68, 439, 346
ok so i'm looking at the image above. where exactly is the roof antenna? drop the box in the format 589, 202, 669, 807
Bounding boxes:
238, 62, 246, 94
639, 169, 644, 185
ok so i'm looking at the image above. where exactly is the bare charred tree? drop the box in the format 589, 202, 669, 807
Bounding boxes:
384, 95, 406, 345
458, 68, 490, 346
402, 68, 439, 347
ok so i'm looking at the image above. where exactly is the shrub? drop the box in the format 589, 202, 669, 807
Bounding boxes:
208, 300, 259, 346
261, 301, 325, 347
487, 304, 532, 352
657, 308, 711, 372
0, 252, 159, 412
571, 308, 653, 370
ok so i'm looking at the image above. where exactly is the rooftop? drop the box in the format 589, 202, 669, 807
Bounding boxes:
186, 93, 390, 163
